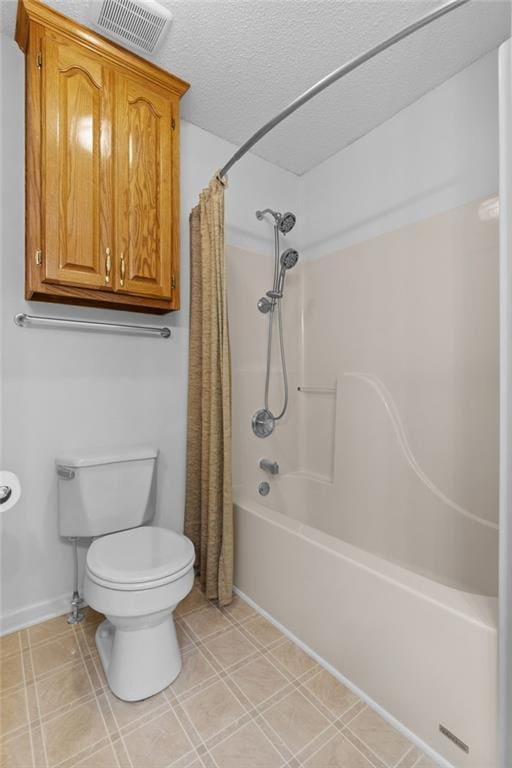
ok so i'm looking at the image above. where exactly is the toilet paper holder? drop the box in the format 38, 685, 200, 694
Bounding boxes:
0, 485, 12, 504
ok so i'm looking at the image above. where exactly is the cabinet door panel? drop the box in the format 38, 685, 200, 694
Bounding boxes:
43, 34, 112, 288
115, 73, 173, 299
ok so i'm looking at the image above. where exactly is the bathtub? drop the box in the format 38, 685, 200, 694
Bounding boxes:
234, 474, 497, 768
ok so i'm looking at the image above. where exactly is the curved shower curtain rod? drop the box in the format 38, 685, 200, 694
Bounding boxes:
218, 0, 470, 181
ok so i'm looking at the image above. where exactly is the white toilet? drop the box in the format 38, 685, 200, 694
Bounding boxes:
56, 447, 195, 702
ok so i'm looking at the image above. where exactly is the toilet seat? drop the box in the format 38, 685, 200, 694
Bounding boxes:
86, 526, 195, 591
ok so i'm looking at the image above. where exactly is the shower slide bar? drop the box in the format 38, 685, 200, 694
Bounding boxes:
14, 313, 172, 339
218, 0, 469, 180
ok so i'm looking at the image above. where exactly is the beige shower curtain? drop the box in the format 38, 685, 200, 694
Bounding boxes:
184, 176, 233, 606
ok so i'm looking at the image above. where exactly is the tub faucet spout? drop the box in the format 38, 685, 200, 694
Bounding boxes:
259, 458, 279, 475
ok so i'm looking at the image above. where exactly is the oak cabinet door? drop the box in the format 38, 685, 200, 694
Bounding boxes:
42, 33, 113, 289
115, 72, 175, 300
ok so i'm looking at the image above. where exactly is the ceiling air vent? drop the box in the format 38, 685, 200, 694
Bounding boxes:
89, 0, 172, 54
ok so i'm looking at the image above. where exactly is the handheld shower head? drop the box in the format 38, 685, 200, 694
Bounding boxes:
280, 248, 299, 269
267, 249, 300, 299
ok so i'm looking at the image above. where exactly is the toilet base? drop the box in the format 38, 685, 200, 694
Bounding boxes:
96, 613, 182, 701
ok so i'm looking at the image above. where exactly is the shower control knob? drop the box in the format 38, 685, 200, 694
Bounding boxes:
257, 297, 273, 314
258, 482, 270, 497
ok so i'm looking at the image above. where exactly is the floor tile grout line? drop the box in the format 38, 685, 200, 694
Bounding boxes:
176, 666, 279, 759
257, 647, 335, 727
220, 598, 394, 768
26, 625, 50, 768
26, 625, 80, 652
0, 722, 32, 742
340, 701, 368, 726
196, 641, 261, 676
293, 717, 343, 765
38, 690, 99, 726
13, 594, 416, 768
181, 623, 241, 649
294, 676, 358, 724
17, 630, 36, 768
197, 618, 263, 659
394, 744, 417, 768
252, 710, 300, 767
0, 679, 30, 696
293, 727, 341, 767
77, 647, 123, 768
53, 736, 112, 768
342, 727, 389, 768
112, 700, 171, 739
31, 689, 102, 728
81, 640, 136, 768
167, 745, 201, 768
174, 670, 220, 705
224, 663, 293, 717
206, 612, 333, 727
113, 700, 178, 740
178, 619, 204, 648
117, 691, 198, 768
252, 708, 298, 762
172, 647, 226, 706
345, 721, 396, 768
79, 624, 141, 767
181, 599, 269, 656
164, 685, 214, 766
37, 660, 91, 685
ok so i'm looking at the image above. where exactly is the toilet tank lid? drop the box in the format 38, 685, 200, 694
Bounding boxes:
55, 447, 158, 468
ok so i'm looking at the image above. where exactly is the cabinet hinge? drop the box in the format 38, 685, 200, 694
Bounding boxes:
171, 117, 176, 131
36, 51, 42, 69
171, 274, 177, 290
34, 249, 42, 266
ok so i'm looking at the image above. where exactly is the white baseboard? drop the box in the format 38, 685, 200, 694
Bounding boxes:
0, 593, 74, 635
234, 585, 452, 768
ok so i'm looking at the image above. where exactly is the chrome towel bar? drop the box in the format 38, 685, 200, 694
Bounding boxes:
14, 313, 172, 339
297, 386, 336, 394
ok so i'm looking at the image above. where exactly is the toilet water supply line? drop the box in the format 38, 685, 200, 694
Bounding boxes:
68, 537, 85, 624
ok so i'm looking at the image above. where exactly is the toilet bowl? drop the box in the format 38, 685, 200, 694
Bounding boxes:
84, 525, 195, 701
57, 447, 196, 702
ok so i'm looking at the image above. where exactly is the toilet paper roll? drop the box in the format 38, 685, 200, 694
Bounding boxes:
0, 471, 21, 511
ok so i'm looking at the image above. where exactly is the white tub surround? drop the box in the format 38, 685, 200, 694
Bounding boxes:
234, 495, 497, 768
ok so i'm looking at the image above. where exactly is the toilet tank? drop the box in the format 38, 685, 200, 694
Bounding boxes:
56, 447, 158, 537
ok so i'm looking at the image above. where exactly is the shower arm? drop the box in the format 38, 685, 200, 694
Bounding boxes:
218, 0, 470, 181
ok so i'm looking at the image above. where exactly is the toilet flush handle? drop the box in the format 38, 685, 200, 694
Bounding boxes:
57, 466, 75, 481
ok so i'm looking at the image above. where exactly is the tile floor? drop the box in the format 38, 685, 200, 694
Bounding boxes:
1, 586, 437, 768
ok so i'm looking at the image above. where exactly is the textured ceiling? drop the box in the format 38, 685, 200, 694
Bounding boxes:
1, 0, 510, 174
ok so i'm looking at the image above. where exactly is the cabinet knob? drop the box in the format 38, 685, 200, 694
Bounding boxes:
105, 248, 112, 284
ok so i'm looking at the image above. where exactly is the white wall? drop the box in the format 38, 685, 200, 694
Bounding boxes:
0, 32, 500, 630
0, 32, 298, 632
301, 50, 499, 260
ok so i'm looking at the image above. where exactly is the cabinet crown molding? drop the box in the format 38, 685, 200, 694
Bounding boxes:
15, 0, 190, 97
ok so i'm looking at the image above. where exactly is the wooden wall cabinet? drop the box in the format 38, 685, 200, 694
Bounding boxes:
15, 0, 189, 313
